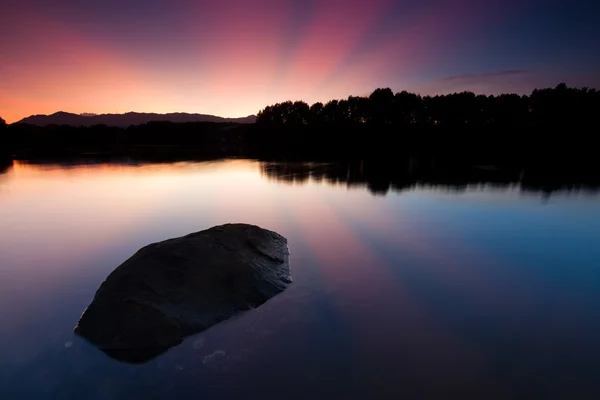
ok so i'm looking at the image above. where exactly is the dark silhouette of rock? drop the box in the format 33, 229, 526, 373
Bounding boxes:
18, 111, 256, 127
74, 224, 291, 362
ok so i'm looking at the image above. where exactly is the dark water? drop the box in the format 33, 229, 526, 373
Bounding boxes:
1, 159, 599, 399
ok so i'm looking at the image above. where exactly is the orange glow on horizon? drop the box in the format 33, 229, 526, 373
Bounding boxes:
0, 1, 555, 124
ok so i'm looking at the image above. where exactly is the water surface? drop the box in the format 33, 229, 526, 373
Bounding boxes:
1, 159, 599, 399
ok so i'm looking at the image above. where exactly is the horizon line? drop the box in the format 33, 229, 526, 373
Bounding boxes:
5, 82, 598, 124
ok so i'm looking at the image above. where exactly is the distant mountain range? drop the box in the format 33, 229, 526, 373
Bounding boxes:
17, 111, 256, 127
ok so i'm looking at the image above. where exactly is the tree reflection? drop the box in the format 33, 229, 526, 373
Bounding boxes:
260, 158, 600, 197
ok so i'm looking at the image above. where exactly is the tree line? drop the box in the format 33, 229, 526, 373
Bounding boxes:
1, 83, 599, 170
256, 83, 599, 128
250, 83, 599, 166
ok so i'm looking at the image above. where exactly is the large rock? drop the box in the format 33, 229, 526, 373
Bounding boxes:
74, 224, 291, 362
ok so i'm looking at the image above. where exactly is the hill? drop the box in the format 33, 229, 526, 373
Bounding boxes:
17, 111, 256, 127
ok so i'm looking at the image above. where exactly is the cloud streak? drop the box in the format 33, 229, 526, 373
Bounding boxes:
440, 69, 532, 83
409, 69, 543, 96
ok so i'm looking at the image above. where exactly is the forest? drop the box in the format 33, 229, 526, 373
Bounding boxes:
251, 83, 599, 164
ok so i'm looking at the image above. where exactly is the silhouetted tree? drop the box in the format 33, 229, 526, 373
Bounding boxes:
292, 101, 310, 125
393, 91, 422, 125
369, 88, 394, 124
322, 100, 341, 123
347, 96, 370, 123
309, 102, 324, 124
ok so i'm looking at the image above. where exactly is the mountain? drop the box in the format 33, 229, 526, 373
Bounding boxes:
17, 111, 256, 127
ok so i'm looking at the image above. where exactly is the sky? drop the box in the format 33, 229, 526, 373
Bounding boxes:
1, 0, 599, 123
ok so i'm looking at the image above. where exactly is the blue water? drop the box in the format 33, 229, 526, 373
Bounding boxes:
1, 159, 599, 399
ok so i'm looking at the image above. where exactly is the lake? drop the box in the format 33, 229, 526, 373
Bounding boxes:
1, 158, 599, 399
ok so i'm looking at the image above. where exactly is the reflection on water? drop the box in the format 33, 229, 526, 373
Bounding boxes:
1, 158, 600, 399
260, 159, 600, 197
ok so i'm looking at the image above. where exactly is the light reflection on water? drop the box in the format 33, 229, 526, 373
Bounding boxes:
1, 159, 600, 399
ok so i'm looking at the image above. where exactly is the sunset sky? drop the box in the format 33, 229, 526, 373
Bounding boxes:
1, 0, 599, 123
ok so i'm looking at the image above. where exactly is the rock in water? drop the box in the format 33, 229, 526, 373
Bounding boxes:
74, 224, 291, 361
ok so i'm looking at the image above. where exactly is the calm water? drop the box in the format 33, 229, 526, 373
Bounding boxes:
1, 159, 600, 399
